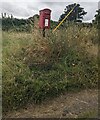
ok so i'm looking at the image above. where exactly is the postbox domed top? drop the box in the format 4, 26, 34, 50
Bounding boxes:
39, 8, 51, 13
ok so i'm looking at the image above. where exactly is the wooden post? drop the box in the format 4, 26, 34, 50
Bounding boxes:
43, 28, 45, 37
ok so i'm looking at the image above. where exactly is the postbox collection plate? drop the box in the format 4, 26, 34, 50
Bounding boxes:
45, 19, 49, 27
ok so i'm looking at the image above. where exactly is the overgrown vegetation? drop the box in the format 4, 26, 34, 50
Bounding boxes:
1, 18, 31, 32
78, 109, 98, 118
2, 24, 98, 113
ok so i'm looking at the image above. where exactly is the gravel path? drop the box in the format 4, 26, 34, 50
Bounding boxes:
4, 89, 98, 118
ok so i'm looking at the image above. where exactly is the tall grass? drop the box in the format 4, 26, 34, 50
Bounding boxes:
2, 24, 98, 112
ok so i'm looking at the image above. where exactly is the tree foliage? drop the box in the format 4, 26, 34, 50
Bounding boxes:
59, 3, 87, 23
93, 9, 100, 24
92, 9, 100, 29
1, 14, 39, 32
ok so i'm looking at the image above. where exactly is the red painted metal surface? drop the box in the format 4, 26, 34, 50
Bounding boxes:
39, 8, 51, 29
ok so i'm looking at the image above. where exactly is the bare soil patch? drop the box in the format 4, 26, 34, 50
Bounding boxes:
4, 89, 98, 118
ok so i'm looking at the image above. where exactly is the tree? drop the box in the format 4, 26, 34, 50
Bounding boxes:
4, 13, 7, 18
59, 3, 87, 23
11, 14, 13, 19
93, 9, 100, 29
93, 9, 100, 24
1, 13, 4, 18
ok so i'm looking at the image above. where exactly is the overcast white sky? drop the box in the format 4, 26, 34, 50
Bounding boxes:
0, 0, 100, 22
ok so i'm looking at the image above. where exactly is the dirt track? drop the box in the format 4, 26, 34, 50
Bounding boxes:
4, 89, 98, 118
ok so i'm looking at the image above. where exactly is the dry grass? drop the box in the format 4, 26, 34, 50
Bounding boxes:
2, 24, 98, 112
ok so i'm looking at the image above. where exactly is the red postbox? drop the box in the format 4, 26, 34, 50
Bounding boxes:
39, 8, 51, 29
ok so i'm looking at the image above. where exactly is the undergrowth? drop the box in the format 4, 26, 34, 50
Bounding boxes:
2, 25, 98, 113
